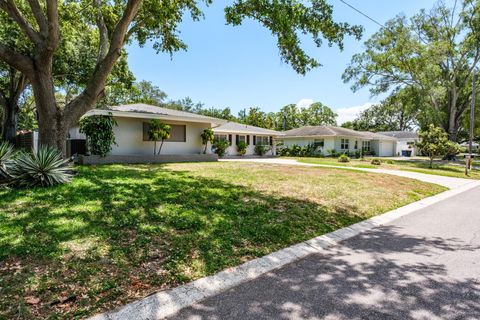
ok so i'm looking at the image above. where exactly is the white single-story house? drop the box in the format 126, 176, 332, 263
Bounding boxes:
278, 125, 398, 157
377, 131, 419, 157
211, 122, 283, 156
68, 104, 284, 160
68, 103, 227, 156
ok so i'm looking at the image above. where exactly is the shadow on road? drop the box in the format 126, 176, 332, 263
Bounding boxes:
171, 226, 480, 320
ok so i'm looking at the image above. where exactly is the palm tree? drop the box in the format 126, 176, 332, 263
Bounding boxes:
148, 120, 171, 155
200, 128, 215, 154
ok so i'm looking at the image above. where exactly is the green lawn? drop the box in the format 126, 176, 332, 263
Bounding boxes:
0, 162, 445, 319
294, 157, 480, 179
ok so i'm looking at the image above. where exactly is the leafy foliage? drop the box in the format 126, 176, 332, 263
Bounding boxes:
279, 144, 319, 157
79, 115, 118, 157
341, 88, 421, 132
10, 147, 72, 187
338, 154, 350, 163
212, 139, 229, 157
225, 0, 362, 74
416, 125, 461, 168
237, 141, 248, 155
0, 141, 15, 180
343, 1, 480, 140
371, 158, 382, 166
147, 120, 171, 155
254, 145, 269, 156
200, 128, 215, 154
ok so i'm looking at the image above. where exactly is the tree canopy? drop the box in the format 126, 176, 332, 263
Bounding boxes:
0, 0, 362, 154
343, 0, 480, 141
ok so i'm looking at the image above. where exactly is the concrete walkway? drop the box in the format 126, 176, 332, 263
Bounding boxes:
169, 185, 480, 320
220, 158, 475, 189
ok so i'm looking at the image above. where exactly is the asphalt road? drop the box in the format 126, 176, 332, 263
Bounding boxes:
168, 186, 480, 320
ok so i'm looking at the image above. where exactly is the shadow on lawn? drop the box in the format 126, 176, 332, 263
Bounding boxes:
0, 164, 365, 318
171, 226, 480, 320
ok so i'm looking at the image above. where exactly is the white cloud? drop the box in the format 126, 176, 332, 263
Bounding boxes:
295, 98, 314, 109
336, 102, 374, 125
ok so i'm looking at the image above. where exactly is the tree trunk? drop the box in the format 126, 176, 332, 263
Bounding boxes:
30, 68, 69, 155
1, 99, 19, 142
157, 139, 164, 155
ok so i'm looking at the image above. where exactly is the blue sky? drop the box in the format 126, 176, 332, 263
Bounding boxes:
127, 0, 442, 123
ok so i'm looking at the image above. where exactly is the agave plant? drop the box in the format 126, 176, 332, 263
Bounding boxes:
0, 141, 15, 180
10, 146, 72, 187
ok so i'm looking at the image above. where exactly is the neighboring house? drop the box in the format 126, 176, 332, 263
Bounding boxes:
377, 131, 419, 157
68, 104, 227, 156
278, 125, 397, 157
212, 122, 283, 156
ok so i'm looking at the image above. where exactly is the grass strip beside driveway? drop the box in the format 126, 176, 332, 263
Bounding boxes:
295, 157, 480, 179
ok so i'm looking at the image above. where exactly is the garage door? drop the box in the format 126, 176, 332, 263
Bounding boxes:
379, 141, 395, 157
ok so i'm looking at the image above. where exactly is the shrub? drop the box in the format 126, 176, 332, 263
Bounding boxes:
385, 159, 394, 164
371, 158, 381, 165
0, 141, 15, 181
338, 154, 350, 163
212, 139, 229, 157
200, 128, 215, 154
10, 146, 72, 187
327, 149, 338, 157
79, 114, 117, 157
254, 145, 269, 156
237, 141, 248, 156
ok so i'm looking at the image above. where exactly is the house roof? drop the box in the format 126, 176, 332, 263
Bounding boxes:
282, 125, 396, 141
377, 131, 419, 139
213, 122, 283, 136
83, 103, 227, 125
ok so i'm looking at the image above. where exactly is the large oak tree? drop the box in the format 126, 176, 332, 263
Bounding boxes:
343, 0, 480, 141
0, 0, 361, 154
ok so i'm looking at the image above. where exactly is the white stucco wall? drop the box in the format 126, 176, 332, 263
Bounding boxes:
70, 117, 211, 155
215, 133, 276, 156
281, 136, 396, 157
281, 137, 335, 155
395, 139, 417, 156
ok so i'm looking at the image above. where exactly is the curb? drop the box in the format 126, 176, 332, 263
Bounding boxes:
90, 180, 480, 320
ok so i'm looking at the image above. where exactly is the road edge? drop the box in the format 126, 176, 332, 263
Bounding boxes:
90, 180, 480, 320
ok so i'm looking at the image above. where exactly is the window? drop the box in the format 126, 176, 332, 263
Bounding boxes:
256, 136, 269, 145
214, 134, 228, 142
362, 141, 371, 151
354, 140, 358, 150
143, 123, 186, 142
340, 138, 349, 150
238, 135, 246, 143
314, 139, 324, 148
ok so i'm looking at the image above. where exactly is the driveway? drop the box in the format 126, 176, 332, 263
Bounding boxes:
169, 185, 480, 320
220, 158, 474, 189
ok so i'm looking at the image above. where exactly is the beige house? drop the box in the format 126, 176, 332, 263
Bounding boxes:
278, 125, 397, 157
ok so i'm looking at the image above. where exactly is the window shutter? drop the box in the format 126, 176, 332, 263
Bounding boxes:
253, 135, 256, 145
269, 136, 273, 146
228, 134, 232, 146
247, 135, 250, 145
235, 135, 239, 145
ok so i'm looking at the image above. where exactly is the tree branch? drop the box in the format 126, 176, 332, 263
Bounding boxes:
45, 0, 60, 49
0, 0, 42, 43
27, 0, 48, 36
0, 43, 34, 74
94, 0, 109, 62
64, 0, 142, 124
